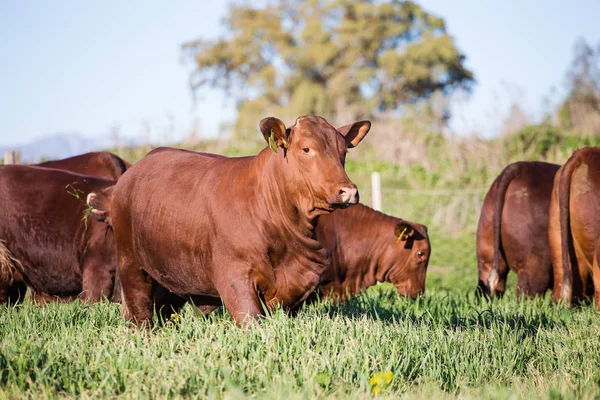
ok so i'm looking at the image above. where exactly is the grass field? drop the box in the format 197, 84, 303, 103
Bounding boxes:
1, 231, 599, 399
1, 283, 599, 398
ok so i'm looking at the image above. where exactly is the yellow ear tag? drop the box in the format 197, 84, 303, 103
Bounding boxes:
268, 129, 278, 154
396, 227, 408, 244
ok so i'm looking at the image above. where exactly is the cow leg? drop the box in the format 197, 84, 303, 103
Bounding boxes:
118, 256, 155, 328
516, 269, 547, 299
80, 254, 115, 302
516, 257, 552, 299
215, 267, 263, 327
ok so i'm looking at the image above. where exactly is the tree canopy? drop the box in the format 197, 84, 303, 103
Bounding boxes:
557, 38, 600, 135
183, 0, 474, 138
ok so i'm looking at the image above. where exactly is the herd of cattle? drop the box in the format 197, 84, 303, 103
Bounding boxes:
478, 147, 600, 310
0, 115, 597, 328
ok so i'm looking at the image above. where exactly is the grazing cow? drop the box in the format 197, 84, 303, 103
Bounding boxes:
0, 166, 117, 305
37, 151, 129, 180
315, 203, 430, 300
88, 115, 370, 327
476, 161, 560, 299
549, 147, 600, 309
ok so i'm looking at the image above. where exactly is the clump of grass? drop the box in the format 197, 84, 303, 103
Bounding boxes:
65, 184, 94, 225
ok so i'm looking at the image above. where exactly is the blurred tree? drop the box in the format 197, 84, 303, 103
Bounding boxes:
557, 38, 600, 135
183, 0, 474, 139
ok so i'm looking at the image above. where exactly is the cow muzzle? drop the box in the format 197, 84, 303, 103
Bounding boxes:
335, 184, 359, 207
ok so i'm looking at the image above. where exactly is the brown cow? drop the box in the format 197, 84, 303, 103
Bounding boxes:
549, 147, 600, 309
315, 203, 430, 300
476, 161, 559, 299
89, 115, 370, 327
37, 151, 129, 180
0, 165, 118, 305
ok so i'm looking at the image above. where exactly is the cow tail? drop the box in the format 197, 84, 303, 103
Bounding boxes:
558, 154, 581, 305
0, 240, 22, 286
489, 163, 522, 298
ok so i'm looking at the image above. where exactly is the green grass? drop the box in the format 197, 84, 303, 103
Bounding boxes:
1, 275, 599, 398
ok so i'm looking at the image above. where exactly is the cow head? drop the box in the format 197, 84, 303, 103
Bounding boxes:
86, 185, 115, 226
383, 220, 430, 299
259, 115, 370, 214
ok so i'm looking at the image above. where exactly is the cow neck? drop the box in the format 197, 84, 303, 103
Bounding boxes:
339, 204, 399, 293
255, 148, 325, 251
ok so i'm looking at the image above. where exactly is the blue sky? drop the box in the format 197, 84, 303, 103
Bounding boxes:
0, 1, 599, 147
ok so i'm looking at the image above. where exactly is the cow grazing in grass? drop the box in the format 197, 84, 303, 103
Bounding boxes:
0, 166, 118, 305
549, 147, 600, 309
88, 115, 370, 327
315, 204, 430, 300
37, 151, 130, 180
476, 161, 559, 299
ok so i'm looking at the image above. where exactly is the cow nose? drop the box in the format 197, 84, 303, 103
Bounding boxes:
338, 184, 359, 205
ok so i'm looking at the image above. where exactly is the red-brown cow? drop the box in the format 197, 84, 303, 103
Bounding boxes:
89, 115, 370, 327
37, 151, 129, 180
477, 161, 559, 299
549, 147, 600, 309
0, 166, 117, 305
315, 203, 430, 300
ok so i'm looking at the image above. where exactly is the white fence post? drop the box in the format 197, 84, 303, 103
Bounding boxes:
371, 171, 381, 211
3, 150, 19, 165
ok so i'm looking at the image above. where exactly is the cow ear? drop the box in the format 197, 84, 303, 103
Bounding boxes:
86, 186, 114, 226
394, 221, 416, 242
259, 117, 289, 153
337, 121, 371, 148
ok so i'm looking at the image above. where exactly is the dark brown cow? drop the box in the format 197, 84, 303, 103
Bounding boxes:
476, 161, 559, 299
549, 147, 600, 309
37, 151, 129, 180
315, 203, 430, 300
0, 166, 117, 305
89, 115, 370, 327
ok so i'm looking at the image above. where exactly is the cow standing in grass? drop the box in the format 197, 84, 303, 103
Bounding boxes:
476, 161, 559, 299
0, 166, 118, 305
315, 204, 430, 300
89, 115, 370, 327
549, 147, 600, 309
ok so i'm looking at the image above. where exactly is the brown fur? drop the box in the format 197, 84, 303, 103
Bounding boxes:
37, 151, 129, 180
477, 161, 559, 298
315, 203, 430, 300
0, 166, 118, 305
91, 115, 370, 327
549, 147, 600, 309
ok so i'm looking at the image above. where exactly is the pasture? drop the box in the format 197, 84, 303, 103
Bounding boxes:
1, 153, 599, 399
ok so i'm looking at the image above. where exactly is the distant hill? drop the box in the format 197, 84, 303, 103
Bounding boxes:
0, 133, 139, 163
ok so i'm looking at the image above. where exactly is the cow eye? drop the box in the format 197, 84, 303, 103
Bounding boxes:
302, 147, 310, 153
417, 251, 424, 258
